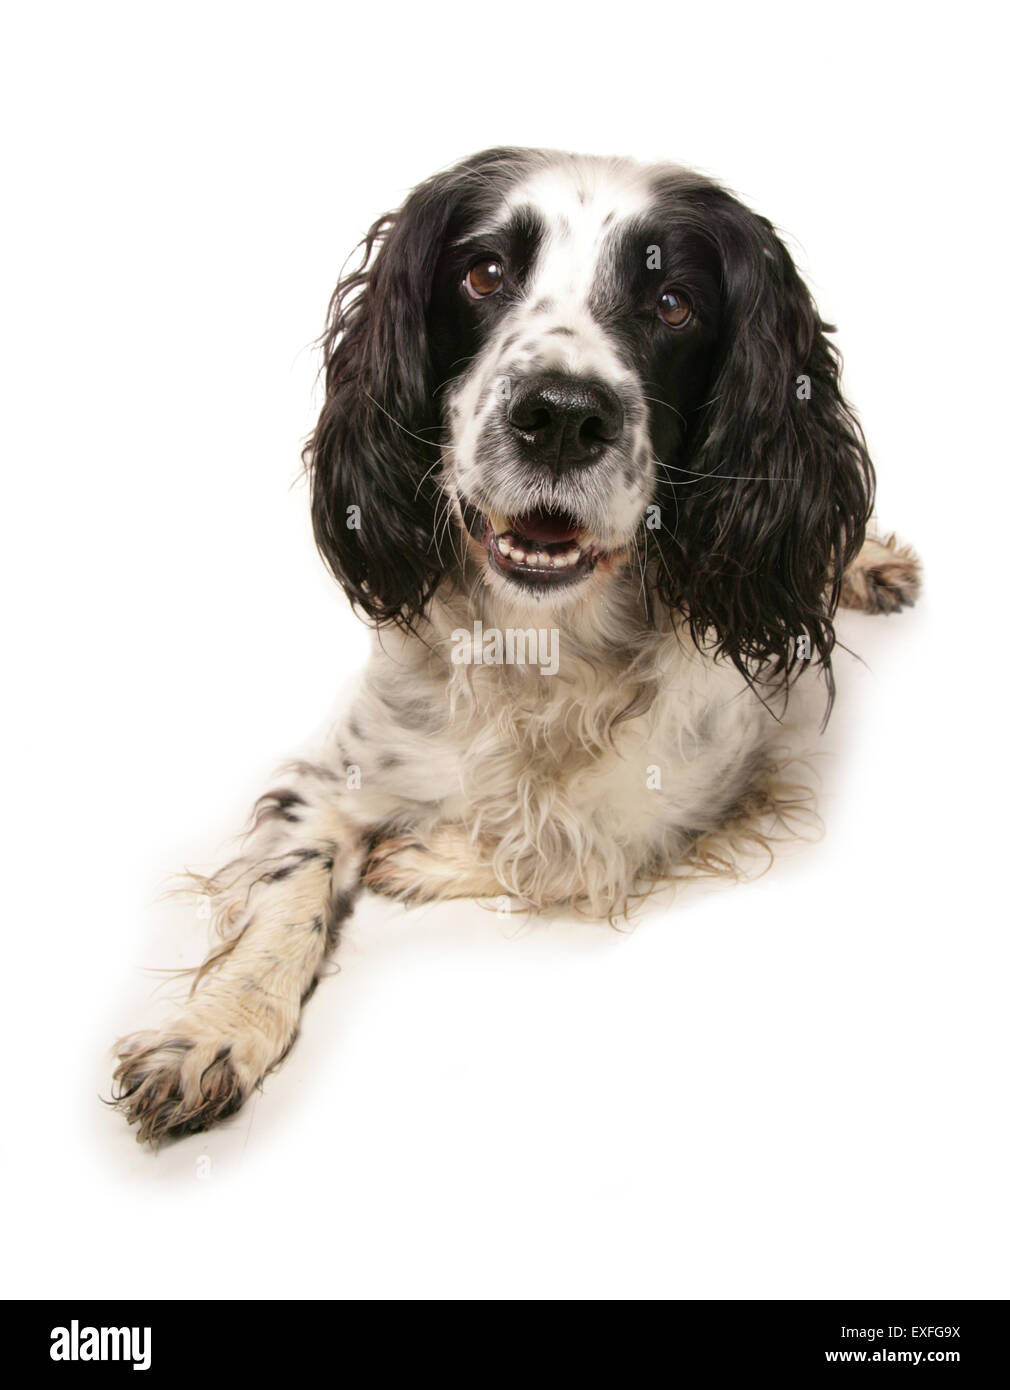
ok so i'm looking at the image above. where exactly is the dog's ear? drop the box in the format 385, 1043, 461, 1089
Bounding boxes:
306, 178, 455, 625
653, 185, 875, 702
306, 149, 530, 626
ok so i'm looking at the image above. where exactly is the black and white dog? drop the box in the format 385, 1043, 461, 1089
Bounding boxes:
113, 148, 919, 1142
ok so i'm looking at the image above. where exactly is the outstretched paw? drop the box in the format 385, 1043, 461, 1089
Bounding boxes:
112, 1031, 247, 1144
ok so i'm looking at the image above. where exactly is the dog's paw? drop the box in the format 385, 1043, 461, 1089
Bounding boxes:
363, 836, 443, 903
840, 534, 921, 615
364, 830, 503, 903
111, 1030, 248, 1144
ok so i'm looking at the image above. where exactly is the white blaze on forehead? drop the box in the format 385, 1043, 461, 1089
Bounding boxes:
485, 155, 656, 308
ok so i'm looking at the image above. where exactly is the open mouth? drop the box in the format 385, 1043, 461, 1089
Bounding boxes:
465, 505, 609, 588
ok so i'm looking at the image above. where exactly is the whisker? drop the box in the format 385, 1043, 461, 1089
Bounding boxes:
362, 391, 445, 449
652, 455, 796, 485
642, 395, 687, 428
413, 455, 448, 501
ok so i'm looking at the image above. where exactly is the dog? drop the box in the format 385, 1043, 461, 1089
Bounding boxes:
112, 148, 920, 1142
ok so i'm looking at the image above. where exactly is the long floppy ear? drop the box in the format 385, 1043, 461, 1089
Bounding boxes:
306, 149, 531, 626
653, 185, 875, 704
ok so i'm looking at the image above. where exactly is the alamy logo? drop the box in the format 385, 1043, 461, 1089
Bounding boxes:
450, 620, 559, 676
50, 1319, 152, 1371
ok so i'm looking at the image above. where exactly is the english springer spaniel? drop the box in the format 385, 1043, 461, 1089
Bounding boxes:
113, 148, 919, 1142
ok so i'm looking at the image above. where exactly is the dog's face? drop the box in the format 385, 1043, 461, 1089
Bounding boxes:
430, 158, 722, 605
310, 149, 873, 685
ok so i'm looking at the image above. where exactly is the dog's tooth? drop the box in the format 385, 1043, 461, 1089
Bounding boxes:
552, 552, 569, 568
527, 550, 542, 566
565, 548, 581, 565
511, 547, 526, 562
498, 537, 513, 556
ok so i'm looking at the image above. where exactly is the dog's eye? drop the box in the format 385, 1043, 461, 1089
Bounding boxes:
658, 288, 692, 328
464, 259, 505, 299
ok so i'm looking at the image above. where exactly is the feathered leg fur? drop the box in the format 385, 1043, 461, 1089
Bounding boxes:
112, 765, 364, 1143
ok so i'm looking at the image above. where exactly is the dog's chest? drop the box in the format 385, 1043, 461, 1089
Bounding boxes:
438, 664, 737, 848
362, 630, 766, 872
465, 705, 660, 837
358, 637, 770, 911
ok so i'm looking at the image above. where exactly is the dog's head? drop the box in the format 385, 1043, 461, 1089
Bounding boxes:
309, 148, 873, 685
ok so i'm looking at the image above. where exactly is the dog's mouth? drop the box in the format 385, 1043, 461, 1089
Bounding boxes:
463, 504, 613, 589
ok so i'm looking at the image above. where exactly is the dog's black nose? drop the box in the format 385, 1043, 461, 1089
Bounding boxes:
506, 374, 624, 471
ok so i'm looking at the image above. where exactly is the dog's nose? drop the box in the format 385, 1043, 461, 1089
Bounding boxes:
506, 373, 624, 471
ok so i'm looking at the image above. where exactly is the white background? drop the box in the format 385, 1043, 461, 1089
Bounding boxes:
3, 1, 1007, 1299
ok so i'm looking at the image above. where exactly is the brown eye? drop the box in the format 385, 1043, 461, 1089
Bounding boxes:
658, 288, 692, 327
464, 259, 504, 299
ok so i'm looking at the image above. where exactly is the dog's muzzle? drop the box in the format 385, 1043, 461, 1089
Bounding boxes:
459, 372, 633, 592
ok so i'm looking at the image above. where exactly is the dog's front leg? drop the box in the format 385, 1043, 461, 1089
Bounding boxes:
113, 765, 365, 1143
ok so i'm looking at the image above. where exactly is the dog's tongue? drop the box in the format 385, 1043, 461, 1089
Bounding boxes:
511, 510, 580, 544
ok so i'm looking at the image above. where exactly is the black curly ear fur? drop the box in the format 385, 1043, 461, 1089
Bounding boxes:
650, 184, 875, 706
306, 148, 533, 627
